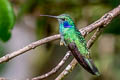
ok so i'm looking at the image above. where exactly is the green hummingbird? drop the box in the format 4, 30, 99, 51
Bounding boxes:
40, 14, 100, 76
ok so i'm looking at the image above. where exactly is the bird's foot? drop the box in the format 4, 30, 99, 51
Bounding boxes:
60, 41, 64, 46
85, 54, 91, 59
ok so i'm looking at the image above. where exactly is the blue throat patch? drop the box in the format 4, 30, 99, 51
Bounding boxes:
63, 21, 72, 28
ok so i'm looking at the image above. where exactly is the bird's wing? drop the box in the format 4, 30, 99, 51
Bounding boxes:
74, 27, 87, 47
74, 27, 89, 56
68, 42, 100, 75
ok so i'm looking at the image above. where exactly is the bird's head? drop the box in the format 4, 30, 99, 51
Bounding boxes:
40, 14, 75, 28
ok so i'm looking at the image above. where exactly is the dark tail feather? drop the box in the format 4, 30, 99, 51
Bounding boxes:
68, 42, 100, 76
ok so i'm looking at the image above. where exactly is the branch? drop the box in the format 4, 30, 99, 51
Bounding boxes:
87, 27, 103, 49
81, 5, 120, 35
55, 58, 77, 80
32, 51, 71, 80
0, 5, 119, 64
0, 34, 60, 63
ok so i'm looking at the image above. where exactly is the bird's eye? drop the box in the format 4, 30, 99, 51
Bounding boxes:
61, 18, 65, 21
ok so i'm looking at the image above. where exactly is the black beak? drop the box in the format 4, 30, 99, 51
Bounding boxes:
40, 15, 58, 19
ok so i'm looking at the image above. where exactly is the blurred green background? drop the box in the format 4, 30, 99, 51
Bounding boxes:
0, 0, 120, 80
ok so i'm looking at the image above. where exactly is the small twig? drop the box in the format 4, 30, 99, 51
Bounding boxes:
87, 27, 103, 49
55, 58, 77, 80
32, 51, 71, 80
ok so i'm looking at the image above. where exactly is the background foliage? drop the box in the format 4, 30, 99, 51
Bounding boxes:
0, 0, 120, 80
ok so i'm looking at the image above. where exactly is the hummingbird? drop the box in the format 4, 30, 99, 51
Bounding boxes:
40, 14, 100, 76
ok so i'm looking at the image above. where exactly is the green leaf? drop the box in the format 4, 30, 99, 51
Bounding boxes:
0, 0, 15, 41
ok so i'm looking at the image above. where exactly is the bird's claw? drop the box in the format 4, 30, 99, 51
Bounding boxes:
60, 42, 64, 46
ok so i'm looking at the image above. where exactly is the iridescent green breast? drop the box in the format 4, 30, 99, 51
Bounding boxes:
62, 27, 89, 55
